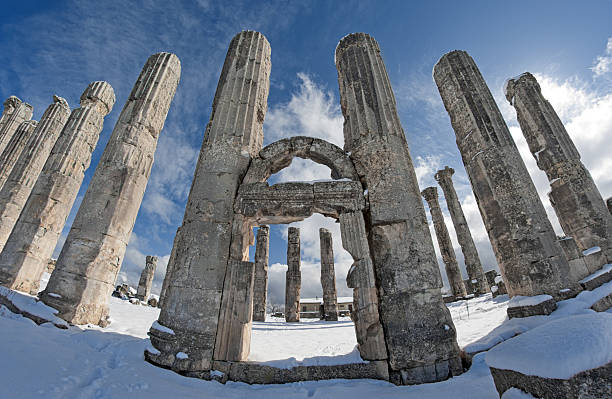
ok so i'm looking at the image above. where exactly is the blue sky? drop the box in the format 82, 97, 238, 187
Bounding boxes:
1, 1, 611, 305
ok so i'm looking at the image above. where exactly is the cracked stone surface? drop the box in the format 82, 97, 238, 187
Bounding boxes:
337, 32, 462, 384
0, 96, 70, 269
285, 227, 301, 323
422, 186, 467, 298
0, 120, 38, 190
137, 256, 158, 301
0, 96, 33, 157
434, 50, 571, 301
319, 228, 338, 321
506, 72, 612, 270
41, 53, 180, 326
0, 82, 114, 295
147, 32, 270, 372
252, 225, 269, 322
435, 166, 489, 295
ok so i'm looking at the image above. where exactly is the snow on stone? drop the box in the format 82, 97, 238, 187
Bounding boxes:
0, 286, 67, 328
471, 150, 484, 161
210, 370, 225, 377
580, 263, 612, 284
501, 388, 537, 398
485, 313, 612, 379
176, 351, 188, 359
151, 320, 175, 335
533, 148, 544, 161
582, 246, 601, 256
507, 294, 552, 308
47, 292, 61, 298
494, 275, 503, 284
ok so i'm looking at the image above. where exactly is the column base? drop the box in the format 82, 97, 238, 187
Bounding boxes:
388, 356, 464, 385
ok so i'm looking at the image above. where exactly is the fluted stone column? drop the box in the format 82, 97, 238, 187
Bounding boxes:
608, 197, 612, 215
336, 33, 462, 384
146, 32, 270, 373
137, 256, 158, 301
422, 187, 467, 298
0, 82, 115, 294
435, 166, 489, 295
0, 96, 70, 260
0, 96, 33, 156
40, 53, 180, 326
506, 73, 612, 268
0, 120, 38, 190
433, 51, 571, 300
252, 225, 269, 322
285, 227, 301, 322
319, 228, 338, 321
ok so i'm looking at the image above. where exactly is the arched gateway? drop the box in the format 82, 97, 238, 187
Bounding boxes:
147, 31, 462, 385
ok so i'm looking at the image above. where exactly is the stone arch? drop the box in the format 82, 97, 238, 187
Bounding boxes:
242, 136, 360, 184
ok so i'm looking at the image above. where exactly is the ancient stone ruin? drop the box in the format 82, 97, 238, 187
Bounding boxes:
319, 227, 338, 321
0, 96, 33, 157
434, 50, 573, 317
435, 166, 489, 295
285, 227, 301, 322
252, 226, 269, 322
0, 119, 38, 189
137, 256, 158, 301
422, 186, 467, 299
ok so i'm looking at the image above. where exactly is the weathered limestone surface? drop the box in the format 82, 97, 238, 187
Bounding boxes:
0, 96, 33, 156
485, 270, 498, 287
337, 33, 462, 384
422, 186, 467, 298
285, 227, 301, 322
490, 362, 612, 398
319, 228, 338, 321
147, 32, 270, 372
158, 227, 180, 309
252, 225, 269, 322
0, 120, 38, 190
607, 197, 612, 215
506, 73, 612, 269
41, 53, 180, 326
0, 96, 70, 262
434, 51, 571, 301
0, 82, 115, 294
137, 256, 158, 301
435, 167, 489, 294
340, 211, 387, 361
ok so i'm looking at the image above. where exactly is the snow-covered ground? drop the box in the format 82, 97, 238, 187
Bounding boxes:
0, 293, 509, 398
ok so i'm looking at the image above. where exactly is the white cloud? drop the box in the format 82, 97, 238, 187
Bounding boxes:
592, 37, 612, 77
414, 155, 441, 188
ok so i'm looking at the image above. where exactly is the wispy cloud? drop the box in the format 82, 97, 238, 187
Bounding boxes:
592, 37, 612, 77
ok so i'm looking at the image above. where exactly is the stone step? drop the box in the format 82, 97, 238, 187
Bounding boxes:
580, 264, 612, 291
591, 292, 612, 312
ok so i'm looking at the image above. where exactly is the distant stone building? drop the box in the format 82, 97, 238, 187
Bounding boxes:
300, 296, 353, 318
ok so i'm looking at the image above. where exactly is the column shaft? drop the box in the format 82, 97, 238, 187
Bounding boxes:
252, 225, 269, 322
433, 51, 571, 298
285, 227, 301, 322
41, 53, 180, 326
0, 82, 114, 294
319, 228, 338, 321
0, 120, 38, 190
422, 187, 467, 298
435, 166, 489, 294
137, 256, 158, 301
0, 96, 33, 156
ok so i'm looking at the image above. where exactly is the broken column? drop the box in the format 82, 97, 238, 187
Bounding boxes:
0, 96, 33, 156
137, 256, 158, 301
506, 73, 612, 269
252, 225, 269, 322
0, 82, 115, 294
336, 33, 462, 384
285, 227, 301, 322
0, 120, 38, 190
422, 186, 467, 298
0, 96, 70, 259
146, 32, 270, 373
433, 51, 571, 303
435, 166, 489, 295
319, 228, 338, 321
40, 53, 180, 326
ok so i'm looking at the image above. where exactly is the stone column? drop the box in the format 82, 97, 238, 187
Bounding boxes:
0, 96, 33, 156
158, 227, 180, 309
0, 82, 115, 294
285, 227, 301, 322
40, 53, 180, 326
422, 186, 467, 298
607, 197, 612, 216
0, 96, 70, 258
0, 120, 38, 190
435, 166, 489, 295
252, 225, 269, 322
319, 228, 338, 321
506, 73, 612, 268
336, 33, 462, 384
146, 32, 270, 373
136, 256, 158, 301
433, 51, 571, 300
